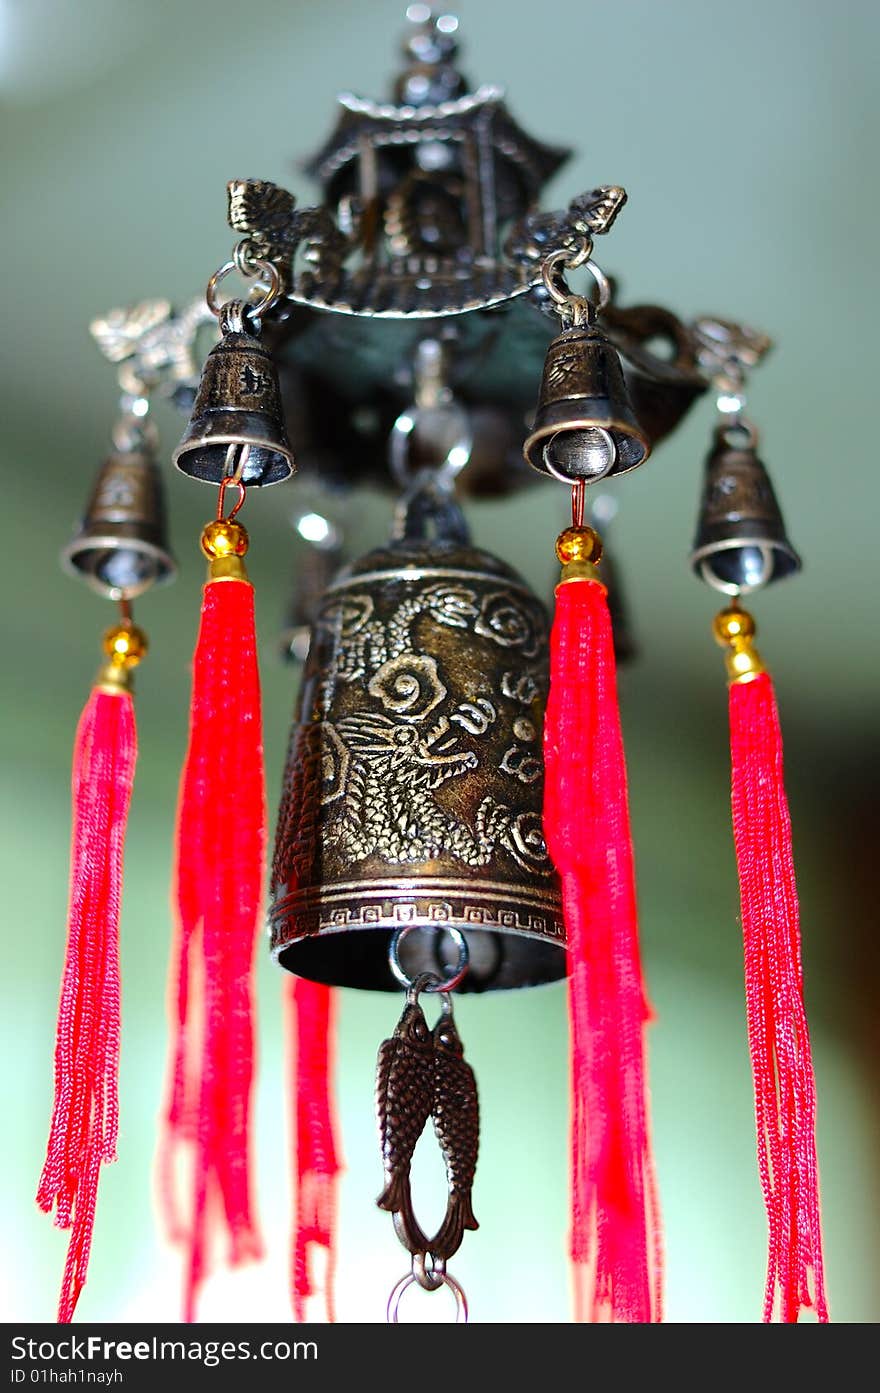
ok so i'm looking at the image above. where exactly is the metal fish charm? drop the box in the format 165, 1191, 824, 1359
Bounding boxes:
430, 1007, 479, 1260
375, 999, 435, 1254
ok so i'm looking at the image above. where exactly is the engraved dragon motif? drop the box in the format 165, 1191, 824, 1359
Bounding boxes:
323, 712, 524, 868
319, 582, 480, 684
278, 570, 554, 883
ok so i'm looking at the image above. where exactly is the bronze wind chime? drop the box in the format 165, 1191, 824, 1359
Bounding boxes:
39, 6, 827, 1325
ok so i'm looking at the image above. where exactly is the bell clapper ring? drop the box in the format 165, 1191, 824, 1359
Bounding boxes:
386, 1265, 468, 1323
389, 925, 469, 995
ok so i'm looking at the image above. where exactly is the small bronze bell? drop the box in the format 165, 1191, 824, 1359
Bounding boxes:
690, 424, 801, 593
62, 439, 176, 599
270, 498, 564, 992
523, 323, 650, 481
173, 303, 294, 486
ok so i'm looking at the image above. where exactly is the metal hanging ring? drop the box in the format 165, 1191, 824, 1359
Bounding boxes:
405, 971, 447, 1004
232, 238, 263, 278
389, 400, 473, 492
540, 239, 592, 299
386, 1270, 468, 1323
412, 1252, 447, 1292
389, 925, 469, 994
717, 415, 760, 451
206, 255, 281, 321
541, 250, 611, 317
541, 235, 593, 286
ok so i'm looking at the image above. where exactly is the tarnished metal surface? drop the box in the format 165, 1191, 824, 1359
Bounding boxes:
375, 990, 480, 1266
269, 529, 565, 991
90, 296, 216, 407
228, 176, 628, 319
173, 315, 294, 485
691, 424, 801, 594
430, 1007, 479, 1261
62, 437, 175, 600
376, 999, 436, 1256
523, 322, 651, 479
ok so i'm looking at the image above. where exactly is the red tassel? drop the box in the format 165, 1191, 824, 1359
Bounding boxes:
37, 685, 137, 1323
728, 671, 827, 1322
544, 577, 662, 1323
286, 977, 342, 1322
161, 578, 265, 1321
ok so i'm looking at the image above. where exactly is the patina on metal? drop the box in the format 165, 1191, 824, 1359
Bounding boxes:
429, 997, 479, 1261
90, 296, 217, 411
269, 489, 564, 992
691, 421, 801, 594
86, 10, 783, 508
174, 300, 294, 486
62, 424, 176, 600
523, 319, 651, 480
214, 8, 710, 495
376, 991, 436, 1257
375, 979, 479, 1269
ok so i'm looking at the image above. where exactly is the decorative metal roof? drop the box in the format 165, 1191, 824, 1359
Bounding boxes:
304, 86, 570, 199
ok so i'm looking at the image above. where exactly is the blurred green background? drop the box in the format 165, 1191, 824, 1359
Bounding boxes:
2, 0, 878, 1323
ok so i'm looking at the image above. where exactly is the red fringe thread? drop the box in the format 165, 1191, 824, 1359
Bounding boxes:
728, 671, 828, 1322
37, 688, 137, 1323
287, 977, 341, 1322
161, 578, 265, 1322
543, 578, 662, 1323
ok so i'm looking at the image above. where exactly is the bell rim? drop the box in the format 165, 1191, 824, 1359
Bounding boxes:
171, 430, 295, 484
522, 413, 651, 477
689, 535, 802, 596
269, 915, 568, 994
60, 533, 177, 600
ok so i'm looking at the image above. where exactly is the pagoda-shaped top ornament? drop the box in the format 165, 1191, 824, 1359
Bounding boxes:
229, 6, 628, 318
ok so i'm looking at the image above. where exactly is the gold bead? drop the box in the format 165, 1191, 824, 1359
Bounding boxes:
102, 622, 148, 669
201, 518, 249, 560
555, 525, 603, 566
713, 606, 756, 646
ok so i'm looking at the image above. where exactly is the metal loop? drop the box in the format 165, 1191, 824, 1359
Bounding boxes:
556, 296, 593, 329
389, 925, 469, 994
206, 255, 281, 321
232, 238, 263, 278
216, 475, 246, 521
405, 971, 447, 1005
718, 416, 760, 451
389, 400, 473, 492
386, 1270, 468, 1323
541, 249, 611, 318
221, 441, 251, 485
218, 299, 249, 337
572, 480, 586, 528
540, 236, 593, 291
412, 1252, 447, 1292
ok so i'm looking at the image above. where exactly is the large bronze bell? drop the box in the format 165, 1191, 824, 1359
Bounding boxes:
523, 322, 650, 481
270, 497, 564, 992
690, 424, 801, 593
62, 439, 176, 599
